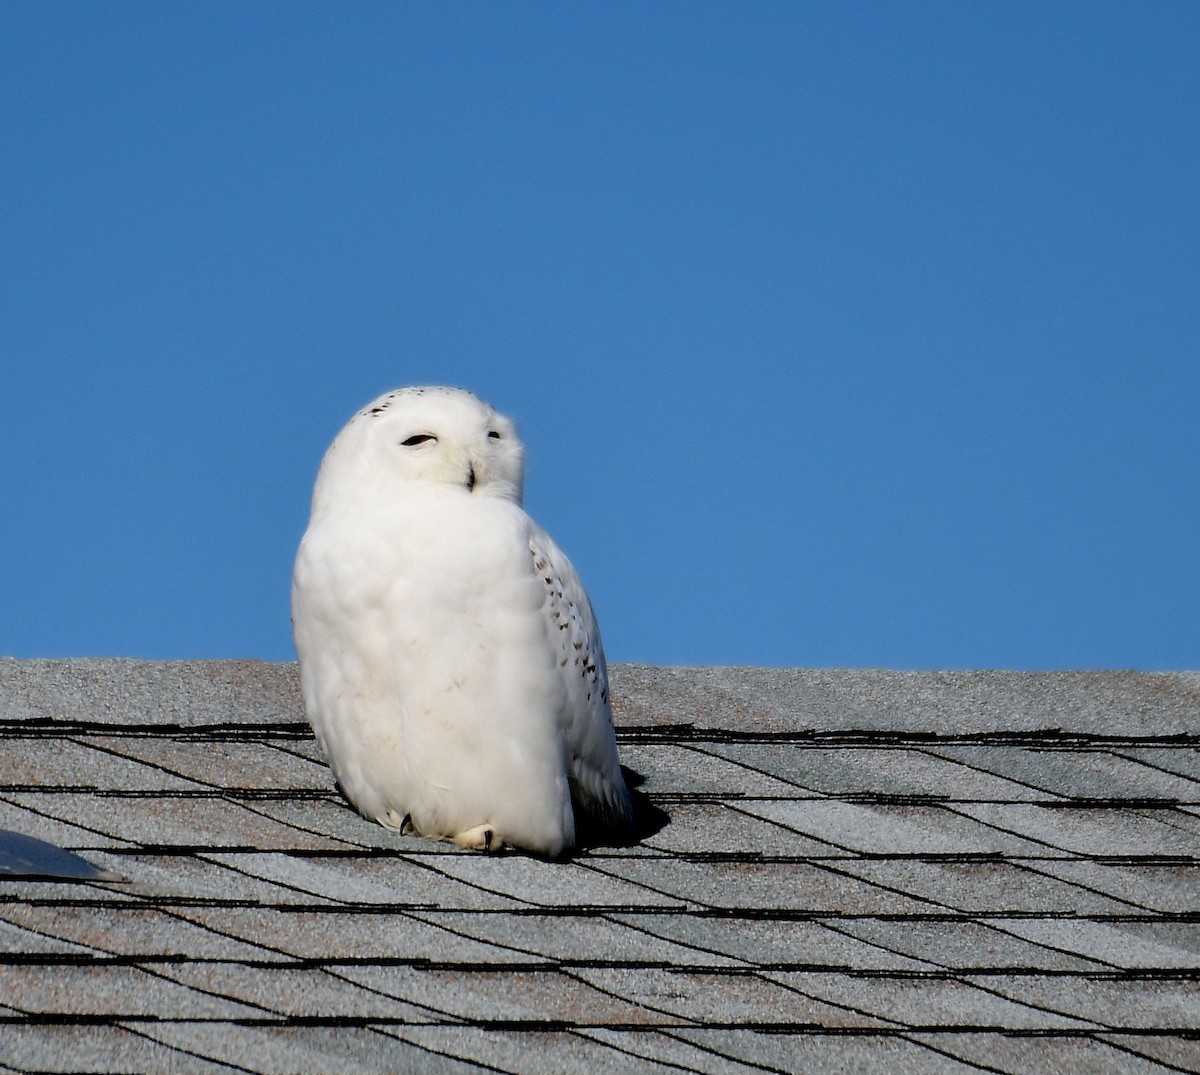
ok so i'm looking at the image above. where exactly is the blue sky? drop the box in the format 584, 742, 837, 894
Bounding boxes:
2, 2, 1196, 669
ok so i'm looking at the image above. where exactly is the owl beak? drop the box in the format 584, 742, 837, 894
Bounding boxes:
465, 464, 476, 492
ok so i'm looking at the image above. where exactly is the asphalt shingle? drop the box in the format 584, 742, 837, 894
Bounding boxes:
0, 657, 1197, 1074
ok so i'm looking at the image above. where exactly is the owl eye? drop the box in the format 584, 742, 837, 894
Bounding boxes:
401, 434, 436, 447
487, 430, 501, 440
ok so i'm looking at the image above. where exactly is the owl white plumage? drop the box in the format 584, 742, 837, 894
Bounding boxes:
291, 386, 633, 856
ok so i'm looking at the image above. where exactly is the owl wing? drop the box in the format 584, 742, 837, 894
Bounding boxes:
529, 524, 633, 832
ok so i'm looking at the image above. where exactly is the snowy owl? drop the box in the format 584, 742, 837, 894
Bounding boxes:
291, 386, 633, 856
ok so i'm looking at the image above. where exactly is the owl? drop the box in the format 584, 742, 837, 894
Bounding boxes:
291, 386, 633, 855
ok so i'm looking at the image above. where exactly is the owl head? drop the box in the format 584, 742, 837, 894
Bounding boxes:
311, 386, 525, 511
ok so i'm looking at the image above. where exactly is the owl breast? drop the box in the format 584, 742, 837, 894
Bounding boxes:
292, 488, 576, 854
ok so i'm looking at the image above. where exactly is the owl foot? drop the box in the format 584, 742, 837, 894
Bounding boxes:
451, 824, 497, 852
382, 810, 418, 836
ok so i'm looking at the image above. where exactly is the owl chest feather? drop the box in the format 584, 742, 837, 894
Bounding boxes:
295, 490, 559, 731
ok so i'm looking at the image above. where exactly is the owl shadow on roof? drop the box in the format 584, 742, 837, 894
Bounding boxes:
573, 766, 669, 854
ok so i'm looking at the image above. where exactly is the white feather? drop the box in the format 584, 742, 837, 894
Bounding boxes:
291, 386, 631, 855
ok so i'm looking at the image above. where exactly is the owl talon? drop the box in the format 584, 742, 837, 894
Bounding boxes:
452, 824, 498, 852
382, 810, 419, 836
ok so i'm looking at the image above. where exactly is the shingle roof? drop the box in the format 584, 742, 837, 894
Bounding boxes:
1, 658, 1199, 1074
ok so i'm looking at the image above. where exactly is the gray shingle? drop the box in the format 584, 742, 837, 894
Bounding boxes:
407, 909, 741, 967
200, 851, 530, 909
219, 796, 393, 850
968, 975, 1200, 1029
622, 742, 804, 797
761, 970, 1099, 1030
927, 745, 1200, 802
0, 917, 93, 957
636, 800, 835, 856
1, 658, 1198, 1075
828, 918, 1112, 972
137, 1023, 480, 1075
88, 736, 333, 793
1117, 746, 1200, 783
0, 963, 264, 1020
0, 796, 135, 850
0, 877, 140, 907
667, 1029, 990, 1073
909, 1032, 1182, 1075
0, 737, 205, 793
172, 905, 537, 965
333, 964, 663, 1026
948, 802, 1200, 857
425, 853, 683, 909
586, 857, 939, 914
2, 790, 356, 852
154, 962, 438, 1021
736, 799, 1050, 856
981, 918, 1200, 971
607, 912, 938, 970
0, 902, 279, 961
98, 851, 343, 905
611, 665, 1200, 737
570, 965, 889, 1027
577, 1028, 778, 1075
0, 1024, 247, 1074
707, 743, 1042, 800
390, 1027, 692, 1075
832, 858, 1137, 916
1098, 1032, 1200, 1072
0, 657, 302, 728
1022, 859, 1200, 914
